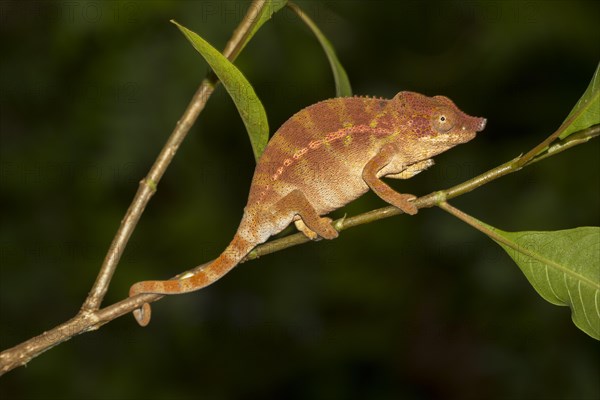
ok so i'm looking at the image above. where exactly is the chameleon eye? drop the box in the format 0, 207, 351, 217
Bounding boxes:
432, 109, 456, 133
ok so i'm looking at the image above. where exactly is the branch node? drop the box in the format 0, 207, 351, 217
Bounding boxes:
246, 248, 260, 261
432, 190, 448, 205
142, 178, 157, 192
333, 214, 347, 232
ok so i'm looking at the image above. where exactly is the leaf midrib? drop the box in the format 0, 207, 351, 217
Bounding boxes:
495, 232, 599, 291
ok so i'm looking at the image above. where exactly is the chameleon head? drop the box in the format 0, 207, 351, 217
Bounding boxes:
391, 91, 486, 148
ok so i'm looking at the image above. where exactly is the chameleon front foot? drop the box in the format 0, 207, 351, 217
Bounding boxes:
391, 193, 418, 215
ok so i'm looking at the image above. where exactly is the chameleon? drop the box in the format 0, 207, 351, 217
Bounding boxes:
129, 91, 486, 326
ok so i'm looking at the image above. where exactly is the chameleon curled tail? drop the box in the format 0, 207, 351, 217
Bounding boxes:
129, 231, 255, 326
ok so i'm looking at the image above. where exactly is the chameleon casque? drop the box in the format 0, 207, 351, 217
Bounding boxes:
129, 91, 487, 326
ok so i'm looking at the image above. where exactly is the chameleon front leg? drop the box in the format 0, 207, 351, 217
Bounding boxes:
276, 189, 339, 240
362, 143, 419, 215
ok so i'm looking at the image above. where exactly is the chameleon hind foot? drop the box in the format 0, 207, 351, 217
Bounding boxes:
294, 217, 337, 240
278, 189, 338, 240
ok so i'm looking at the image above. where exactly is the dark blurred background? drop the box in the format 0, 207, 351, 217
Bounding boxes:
1, 1, 599, 399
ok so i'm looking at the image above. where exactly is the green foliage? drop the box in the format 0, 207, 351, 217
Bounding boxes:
559, 62, 600, 139
511, 66, 600, 340
443, 202, 600, 340
172, 20, 270, 161
491, 227, 600, 340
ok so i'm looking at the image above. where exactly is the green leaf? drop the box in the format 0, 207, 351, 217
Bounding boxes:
440, 203, 599, 339
172, 20, 269, 161
491, 226, 600, 340
287, 2, 352, 97
559, 62, 600, 139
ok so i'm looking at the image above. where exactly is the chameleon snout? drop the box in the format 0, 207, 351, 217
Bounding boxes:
475, 117, 487, 132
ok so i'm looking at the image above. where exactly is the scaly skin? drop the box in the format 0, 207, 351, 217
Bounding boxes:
129, 91, 487, 326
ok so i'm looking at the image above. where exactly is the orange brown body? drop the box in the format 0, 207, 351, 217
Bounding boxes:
130, 91, 486, 326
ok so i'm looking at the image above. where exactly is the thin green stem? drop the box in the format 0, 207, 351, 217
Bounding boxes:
525, 124, 600, 165
438, 202, 506, 243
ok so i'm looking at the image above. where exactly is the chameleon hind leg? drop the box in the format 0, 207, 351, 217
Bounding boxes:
276, 189, 338, 240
